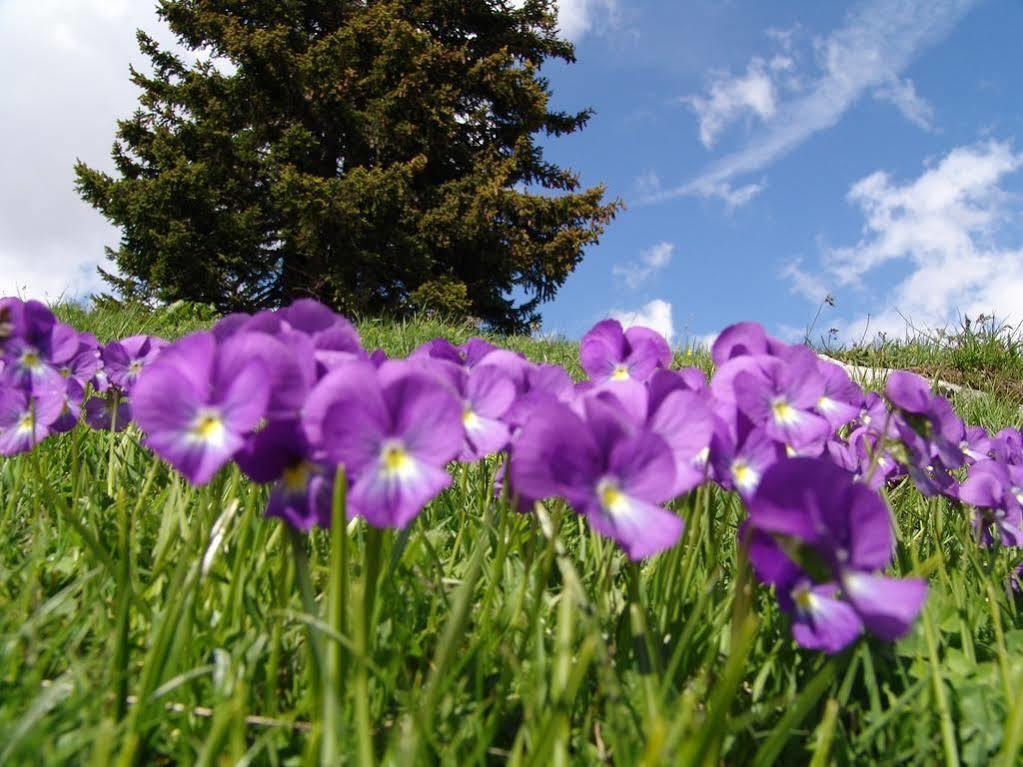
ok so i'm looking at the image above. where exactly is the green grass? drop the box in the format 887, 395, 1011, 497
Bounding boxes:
2, 303, 1023, 765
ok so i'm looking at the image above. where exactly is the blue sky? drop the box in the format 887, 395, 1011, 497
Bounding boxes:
1, 0, 1021, 346
533, 0, 1023, 345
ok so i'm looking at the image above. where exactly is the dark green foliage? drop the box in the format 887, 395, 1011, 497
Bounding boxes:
75, 0, 621, 332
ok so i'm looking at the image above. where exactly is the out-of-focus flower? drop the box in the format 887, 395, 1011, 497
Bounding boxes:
747, 458, 927, 653
132, 332, 272, 485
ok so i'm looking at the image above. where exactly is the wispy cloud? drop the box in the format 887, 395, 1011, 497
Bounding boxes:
782, 259, 832, 305
799, 140, 1023, 341
873, 77, 935, 131
613, 241, 674, 289
685, 55, 793, 148
645, 0, 979, 207
610, 299, 676, 342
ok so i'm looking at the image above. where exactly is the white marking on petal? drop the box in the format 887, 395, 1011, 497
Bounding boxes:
731, 460, 760, 493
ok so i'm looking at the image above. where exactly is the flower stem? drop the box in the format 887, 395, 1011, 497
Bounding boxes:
354, 524, 383, 767
322, 468, 349, 767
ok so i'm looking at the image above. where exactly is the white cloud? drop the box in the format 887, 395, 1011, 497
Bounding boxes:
873, 77, 935, 131
610, 299, 676, 343
633, 169, 662, 198
509, 0, 618, 41
686, 56, 789, 148
806, 141, 1023, 341
647, 0, 979, 207
782, 259, 832, 304
0, 0, 204, 301
613, 241, 674, 289
699, 180, 766, 209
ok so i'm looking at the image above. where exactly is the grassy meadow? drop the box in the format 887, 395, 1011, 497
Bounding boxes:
2, 302, 1023, 765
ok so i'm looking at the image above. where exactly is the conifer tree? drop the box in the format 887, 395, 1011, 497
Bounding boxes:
75, 0, 621, 331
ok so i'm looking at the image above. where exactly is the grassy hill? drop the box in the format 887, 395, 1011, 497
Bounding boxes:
1, 302, 1021, 765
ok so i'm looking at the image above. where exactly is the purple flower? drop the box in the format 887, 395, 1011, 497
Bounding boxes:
412, 337, 499, 368
85, 393, 132, 432
711, 322, 771, 366
102, 335, 168, 392
58, 333, 102, 388
1, 300, 78, 390
132, 332, 271, 485
236, 420, 333, 530
50, 379, 85, 434
579, 319, 672, 383
886, 371, 966, 476
645, 371, 715, 495
826, 427, 900, 490
501, 362, 574, 429
747, 458, 927, 653
709, 413, 782, 499
302, 361, 463, 528
0, 380, 65, 455
814, 360, 863, 429
510, 396, 681, 560
960, 426, 993, 464
733, 350, 830, 452
958, 459, 1023, 547
990, 428, 1023, 465
454, 364, 516, 461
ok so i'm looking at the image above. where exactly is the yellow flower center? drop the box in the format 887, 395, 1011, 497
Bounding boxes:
20, 349, 40, 371
16, 413, 34, 434
380, 441, 411, 477
597, 478, 628, 516
462, 408, 480, 430
128, 360, 143, 376
731, 460, 758, 491
282, 462, 310, 492
610, 365, 630, 381
771, 397, 798, 425
190, 411, 225, 444
793, 587, 816, 611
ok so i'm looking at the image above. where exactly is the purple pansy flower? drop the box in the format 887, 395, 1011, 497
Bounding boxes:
579, 319, 672, 384
103, 335, 168, 392
452, 364, 517, 461
85, 394, 132, 432
958, 459, 1023, 547
236, 420, 333, 530
747, 457, 927, 653
132, 332, 272, 485
57, 333, 103, 388
711, 321, 771, 366
645, 371, 715, 495
960, 425, 993, 464
732, 350, 830, 452
50, 378, 85, 434
886, 371, 966, 475
412, 337, 499, 368
709, 412, 782, 499
814, 360, 863, 429
510, 395, 681, 560
0, 381, 65, 455
2, 303, 78, 390
302, 361, 463, 528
